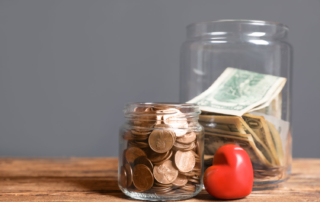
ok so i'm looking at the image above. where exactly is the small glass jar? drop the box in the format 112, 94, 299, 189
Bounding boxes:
118, 103, 204, 201
180, 20, 292, 189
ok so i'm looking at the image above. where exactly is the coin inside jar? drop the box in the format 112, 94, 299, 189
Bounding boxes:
147, 150, 169, 163
148, 129, 174, 153
162, 109, 188, 137
153, 150, 173, 166
174, 150, 196, 173
119, 166, 128, 188
125, 147, 147, 164
176, 132, 197, 144
153, 160, 178, 184
172, 173, 188, 187
173, 141, 196, 151
134, 156, 153, 171
125, 163, 133, 187
132, 164, 154, 191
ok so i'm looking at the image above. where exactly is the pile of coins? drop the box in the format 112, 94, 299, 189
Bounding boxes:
119, 106, 203, 195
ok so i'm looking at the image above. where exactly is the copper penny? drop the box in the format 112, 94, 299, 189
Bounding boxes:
162, 109, 188, 137
147, 150, 169, 163
125, 147, 147, 164
173, 141, 195, 151
131, 130, 151, 136
174, 150, 195, 173
153, 150, 173, 166
134, 107, 148, 112
134, 156, 153, 171
154, 181, 172, 187
125, 163, 133, 187
180, 171, 196, 176
119, 166, 128, 188
148, 129, 174, 153
176, 132, 197, 144
172, 173, 188, 187
188, 177, 199, 184
153, 160, 178, 184
132, 164, 154, 191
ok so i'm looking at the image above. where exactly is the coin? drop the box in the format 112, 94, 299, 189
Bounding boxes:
188, 177, 199, 184
147, 150, 169, 163
153, 160, 178, 184
119, 166, 128, 188
131, 130, 151, 136
134, 156, 153, 171
180, 171, 197, 176
173, 141, 196, 151
176, 132, 197, 144
153, 150, 173, 165
134, 107, 148, 112
125, 147, 147, 164
163, 109, 188, 137
154, 182, 172, 187
174, 150, 195, 173
125, 163, 133, 187
181, 184, 196, 191
148, 129, 174, 153
133, 164, 154, 191
129, 140, 149, 148
172, 173, 188, 187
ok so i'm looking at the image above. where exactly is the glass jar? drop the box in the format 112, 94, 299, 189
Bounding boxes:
118, 103, 204, 201
180, 20, 292, 189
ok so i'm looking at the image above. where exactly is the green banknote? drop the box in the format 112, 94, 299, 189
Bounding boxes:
187, 67, 286, 116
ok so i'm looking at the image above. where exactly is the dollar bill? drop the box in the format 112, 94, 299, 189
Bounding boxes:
250, 92, 283, 119
242, 113, 280, 166
200, 114, 275, 166
204, 129, 271, 168
250, 111, 290, 158
187, 67, 287, 116
266, 120, 284, 166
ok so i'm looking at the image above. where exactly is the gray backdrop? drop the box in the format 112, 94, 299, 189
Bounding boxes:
0, 0, 319, 158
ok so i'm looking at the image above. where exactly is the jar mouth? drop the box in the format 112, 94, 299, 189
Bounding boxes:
123, 102, 201, 118
187, 19, 288, 30
186, 19, 288, 39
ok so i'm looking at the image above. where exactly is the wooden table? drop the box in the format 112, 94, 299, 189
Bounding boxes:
0, 158, 319, 202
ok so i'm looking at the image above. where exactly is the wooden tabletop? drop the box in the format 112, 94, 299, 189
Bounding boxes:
0, 158, 319, 202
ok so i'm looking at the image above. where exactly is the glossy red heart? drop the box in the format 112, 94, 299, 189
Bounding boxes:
203, 144, 253, 199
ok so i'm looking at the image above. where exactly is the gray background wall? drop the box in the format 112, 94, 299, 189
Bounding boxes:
0, 0, 319, 158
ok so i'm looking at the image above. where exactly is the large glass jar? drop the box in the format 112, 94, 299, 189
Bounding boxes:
180, 20, 292, 189
118, 103, 204, 201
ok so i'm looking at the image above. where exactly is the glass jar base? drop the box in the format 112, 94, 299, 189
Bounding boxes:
253, 167, 291, 190
120, 186, 203, 201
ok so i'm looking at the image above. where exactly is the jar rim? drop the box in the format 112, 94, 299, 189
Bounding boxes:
187, 19, 288, 30
186, 19, 289, 39
123, 102, 201, 118
125, 102, 199, 109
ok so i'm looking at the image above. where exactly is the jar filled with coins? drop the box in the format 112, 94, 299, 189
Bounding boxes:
118, 103, 204, 201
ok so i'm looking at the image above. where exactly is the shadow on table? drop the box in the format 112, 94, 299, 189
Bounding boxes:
69, 175, 130, 200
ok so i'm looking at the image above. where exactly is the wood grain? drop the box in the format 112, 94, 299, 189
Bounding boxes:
0, 158, 319, 201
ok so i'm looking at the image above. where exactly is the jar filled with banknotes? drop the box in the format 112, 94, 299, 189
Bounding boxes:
180, 20, 292, 189
118, 103, 204, 200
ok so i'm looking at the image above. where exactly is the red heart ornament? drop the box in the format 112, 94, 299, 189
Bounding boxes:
204, 144, 253, 199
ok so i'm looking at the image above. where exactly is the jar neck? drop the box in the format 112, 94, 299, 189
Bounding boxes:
186, 19, 288, 40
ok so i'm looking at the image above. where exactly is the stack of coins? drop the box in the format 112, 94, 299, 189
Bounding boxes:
120, 106, 203, 195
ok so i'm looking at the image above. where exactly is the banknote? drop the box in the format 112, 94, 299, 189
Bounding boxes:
266, 120, 284, 166
200, 114, 275, 166
242, 113, 280, 166
250, 92, 282, 119
250, 111, 290, 157
187, 67, 287, 116
204, 129, 272, 168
